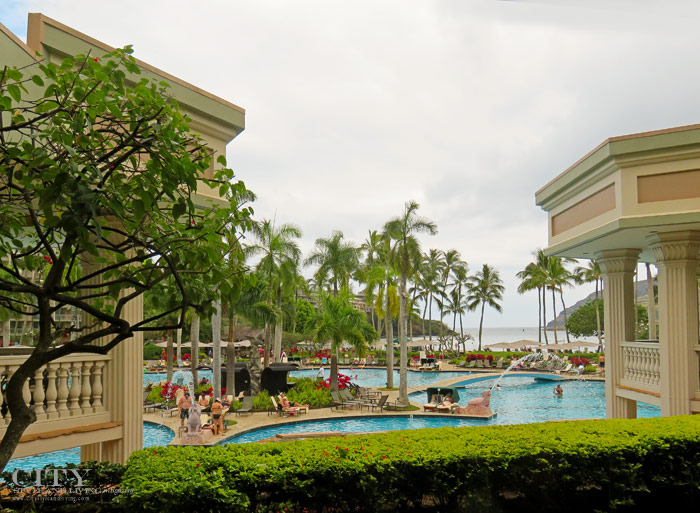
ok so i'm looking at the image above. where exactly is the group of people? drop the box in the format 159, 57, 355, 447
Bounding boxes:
178, 392, 229, 435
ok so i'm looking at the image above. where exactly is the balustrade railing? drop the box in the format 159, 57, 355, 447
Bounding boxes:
0, 353, 110, 426
620, 341, 660, 391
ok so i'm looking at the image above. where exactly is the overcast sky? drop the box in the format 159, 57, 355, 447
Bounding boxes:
3, 1, 699, 327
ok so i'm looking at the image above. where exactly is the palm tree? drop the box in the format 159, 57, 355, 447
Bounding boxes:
384, 201, 437, 405
517, 256, 548, 343
245, 219, 302, 364
420, 249, 443, 341
467, 264, 505, 351
546, 257, 576, 344
305, 231, 359, 295
575, 260, 603, 349
534, 250, 550, 344
359, 230, 384, 332
447, 255, 469, 346
310, 287, 378, 356
366, 237, 399, 388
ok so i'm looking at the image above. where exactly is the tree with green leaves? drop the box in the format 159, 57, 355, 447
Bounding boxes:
245, 220, 302, 365
467, 264, 505, 351
310, 287, 378, 356
546, 256, 576, 344
0, 48, 253, 471
384, 201, 437, 405
305, 231, 359, 295
575, 260, 603, 349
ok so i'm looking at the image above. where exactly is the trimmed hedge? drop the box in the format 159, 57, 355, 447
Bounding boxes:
119, 415, 700, 512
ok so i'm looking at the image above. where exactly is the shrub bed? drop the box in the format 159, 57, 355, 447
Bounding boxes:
119, 415, 700, 512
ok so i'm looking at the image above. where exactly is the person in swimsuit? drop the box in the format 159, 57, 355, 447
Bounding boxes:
178, 393, 192, 427
554, 384, 563, 397
211, 398, 223, 435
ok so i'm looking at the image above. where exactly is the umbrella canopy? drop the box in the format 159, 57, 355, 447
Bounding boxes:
548, 341, 599, 351
486, 340, 542, 350
152, 340, 250, 349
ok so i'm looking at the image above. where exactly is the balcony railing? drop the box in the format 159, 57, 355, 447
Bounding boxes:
620, 341, 660, 393
0, 353, 110, 429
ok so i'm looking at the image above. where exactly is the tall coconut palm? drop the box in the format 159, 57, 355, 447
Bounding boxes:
466, 264, 505, 351
575, 260, 603, 349
305, 231, 359, 295
546, 256, 576, 344
359, 230, 384, 332
245, 219, 302, 364
310, 287, 378, 356
420, 249, 443, 341
384, 201, 437, 405
517, 259, 547, 343
366, 237, 399, 388
447, 255, 469, 345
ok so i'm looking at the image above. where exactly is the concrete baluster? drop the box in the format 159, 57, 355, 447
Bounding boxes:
56, 365, 69, 415
31, 367, 46, 421
91, 360, 104, 412
68, 362, 82, 415
81, 362, 93, 413
44, 365, 58, 419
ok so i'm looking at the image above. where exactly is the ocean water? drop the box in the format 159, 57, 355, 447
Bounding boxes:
438, 326, 599, 351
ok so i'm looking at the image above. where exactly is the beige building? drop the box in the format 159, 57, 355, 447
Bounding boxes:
537, 124, 700, 419
0, 14, 244, 463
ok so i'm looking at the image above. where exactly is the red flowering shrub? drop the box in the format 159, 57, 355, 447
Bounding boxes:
571, 357, 591, 366
317, 373, 352, 390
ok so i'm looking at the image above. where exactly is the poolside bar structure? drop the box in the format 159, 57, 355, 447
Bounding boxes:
536, 124, 700, 418
0, 14, 245, 463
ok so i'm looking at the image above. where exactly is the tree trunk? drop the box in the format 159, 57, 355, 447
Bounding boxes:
190, 314, 200, 391
541, 287, 549, 344
330, 354, 338, 392
273, 289, 283, 363
176, 327, 182, 362
1, 320, 10, 347
559, 292, 570, 343
385, 292, 394, 388
428, 293, 433, 340
551, 288, 558, 344
537, 286, 542, 343
398, 273, 408, 405
263, 324, 271, 369
212, 298, 222, 399
478, 302, 485, 351
227, 311, 236, 399
646, 263, 655, 340
594, 280, 602, 350
166, 330, 173, 383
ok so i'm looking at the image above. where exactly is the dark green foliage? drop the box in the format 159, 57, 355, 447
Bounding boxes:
294, 298, 316, 334
567, 300, 648, 339
143, 343, 161, 360
119, 415, 700, 512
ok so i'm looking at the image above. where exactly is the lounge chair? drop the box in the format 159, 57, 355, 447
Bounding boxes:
234, 395, 253, 416
339, 389, 363, 407
476, 360, 484, 368
468, 360, 477, 368
330, 390, 358, 410
496, 358, 504, 369
362, 394, 389, 413
483, 359, 491, 368
270, 396, 297, 417
143, 384, 157, 413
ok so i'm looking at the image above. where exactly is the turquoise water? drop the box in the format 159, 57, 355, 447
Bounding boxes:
5, 422, 174, 472
144, 368, 471, 389
290, 368, 471, 387
223, 377, 660, 444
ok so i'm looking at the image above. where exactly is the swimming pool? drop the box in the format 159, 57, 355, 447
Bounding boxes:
144, 367, 472, 389
5, 422, 174, 472
222, 377, 660, 444
290, 368, 472, 388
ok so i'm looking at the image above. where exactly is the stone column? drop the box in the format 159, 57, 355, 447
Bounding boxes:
649, 231, 700, 417
595, 249, 640, 419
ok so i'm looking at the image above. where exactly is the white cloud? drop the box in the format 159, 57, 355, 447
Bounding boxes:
1, 1, 694, 325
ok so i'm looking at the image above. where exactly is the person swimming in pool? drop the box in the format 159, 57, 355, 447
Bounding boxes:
554, 384, 563, 397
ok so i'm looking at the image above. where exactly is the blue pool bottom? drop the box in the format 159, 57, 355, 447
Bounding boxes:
5, 422, 174, 472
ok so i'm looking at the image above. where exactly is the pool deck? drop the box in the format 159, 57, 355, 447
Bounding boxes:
145, 362, 603, 446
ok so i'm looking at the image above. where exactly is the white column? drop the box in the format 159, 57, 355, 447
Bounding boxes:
596, 248, 640, 419
649, 231, 700, 417
212, 299, 222, 399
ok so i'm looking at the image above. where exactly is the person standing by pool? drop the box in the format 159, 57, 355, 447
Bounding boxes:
211, 398, 224, 435
317, 365, 325, 380
178, 392, 192, 427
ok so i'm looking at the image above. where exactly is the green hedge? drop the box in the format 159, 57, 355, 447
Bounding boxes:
119, 415, 700, 512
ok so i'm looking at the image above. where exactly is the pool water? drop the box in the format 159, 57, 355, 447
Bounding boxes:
290, 368, 471, 388
5, 422, 174, 472
223, 377, 660, 444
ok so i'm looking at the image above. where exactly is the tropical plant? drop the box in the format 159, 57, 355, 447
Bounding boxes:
306, 231, 359, 295
546, 256, 576, 344
309, 287, 378, 356
466, 264, 505, 351
0, 48, 254, 471
245, 219, 302, 364
575, 260, 603, 349
384, 201, 437, 405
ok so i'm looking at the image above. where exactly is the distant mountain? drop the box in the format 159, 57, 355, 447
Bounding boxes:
546, 279, 652, 329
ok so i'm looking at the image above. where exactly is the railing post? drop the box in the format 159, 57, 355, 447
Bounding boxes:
68, 362, 82, 415
31, 367, 46, 421
56, 364, 69, 416
44, 365, 58, 419
81, 362, 93, 414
